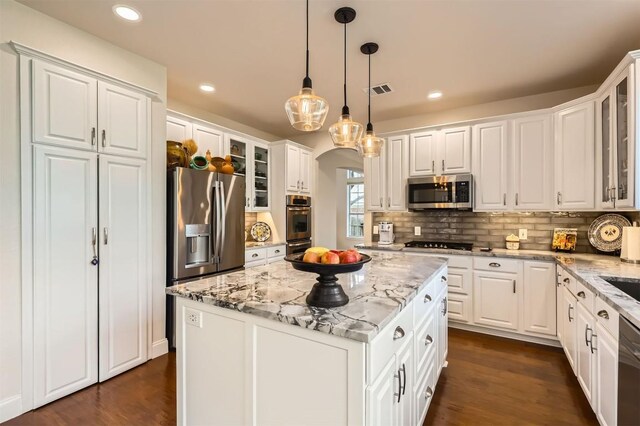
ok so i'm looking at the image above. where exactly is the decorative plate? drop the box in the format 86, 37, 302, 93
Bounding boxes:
588, 214, 631, 252
250, 222, 271, 242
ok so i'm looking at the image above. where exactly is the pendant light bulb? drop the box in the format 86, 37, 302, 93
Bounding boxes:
285, 0, 329, 132
329, 7, 363, 148
358, 42, 383, 157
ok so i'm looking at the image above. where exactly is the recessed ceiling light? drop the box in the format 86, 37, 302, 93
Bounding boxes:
113, 5, 141, 22
199, 83, 215, 93
427, 90, 443, 100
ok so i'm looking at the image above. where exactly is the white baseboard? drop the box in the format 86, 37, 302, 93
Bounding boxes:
151, 338, 169, 358
0, 394, 23, 423
449, 322, 561, 348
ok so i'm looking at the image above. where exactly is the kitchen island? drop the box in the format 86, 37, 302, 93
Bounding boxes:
166, 252, 448, 426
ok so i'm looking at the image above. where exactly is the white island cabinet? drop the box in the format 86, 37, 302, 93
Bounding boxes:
168, 252, 448, 426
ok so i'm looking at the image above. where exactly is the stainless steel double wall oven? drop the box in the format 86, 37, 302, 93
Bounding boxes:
286, 195, 312, 254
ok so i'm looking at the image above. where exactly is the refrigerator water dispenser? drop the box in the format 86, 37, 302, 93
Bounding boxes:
185, 224, 211, 266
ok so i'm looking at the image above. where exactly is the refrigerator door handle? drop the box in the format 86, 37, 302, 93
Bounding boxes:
213, 181, 222, 263
219, 180, 227, 260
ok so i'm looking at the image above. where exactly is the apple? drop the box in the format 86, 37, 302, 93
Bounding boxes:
345, 249, 362, 261
321, 251, 340, 264
330, 249, 342, 255
339, 251, 359, 264
302, 252, 321, 263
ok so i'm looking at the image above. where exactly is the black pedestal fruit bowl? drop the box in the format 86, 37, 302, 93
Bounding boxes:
284, 253, 372, 308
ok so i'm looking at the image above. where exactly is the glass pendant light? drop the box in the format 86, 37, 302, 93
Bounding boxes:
358, 42, 384, 158
285, 0, 329, 132
329, 7, 363, 148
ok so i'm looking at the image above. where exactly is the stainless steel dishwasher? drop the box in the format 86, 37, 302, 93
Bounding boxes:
618, 316, 640, 424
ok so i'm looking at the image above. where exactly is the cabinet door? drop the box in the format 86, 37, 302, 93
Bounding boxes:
512, 115, 553, 210
554, 101, 595, 209
32, 60, 98, 151
387, 135, 408, 211
367, 356, 398, 426
396, 336, 414, 426
299, 148, 312, 193
522, 261, 556, 336
166, 115, 192, 143
33, 145, 98, 407
472, 121, 509, 211
364, 147, 386, 212
562, 286, 578, 375
286, 144, 301, 192
438, 126, 471, 174
252, 142, 270, 210
98, 155, 148, 381
576, 302, 596, 405
98, 81, 148, 158
409, 131, 437, 176
596, 91, 615, 209
612, 67, 634, 208
556, 272, 564, 345
192, 123, 223, 158
473, 270, 518, 330
595, 323, 618, 426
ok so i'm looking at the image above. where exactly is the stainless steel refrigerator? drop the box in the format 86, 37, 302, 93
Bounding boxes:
166, 167, 245, 345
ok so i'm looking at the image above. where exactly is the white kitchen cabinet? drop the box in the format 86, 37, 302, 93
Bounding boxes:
386, 135, 409, 211
98, 155, 148, 381
299, 148, 312, 194
245, 244, 286, 268
166, 115, 192, 143
562, 286, 578, 375
522, 261, 556, 336
472, 121, 509, 211
512, 114, 554, 210
595, 322, 618, 426
192, 123, 224, 158
554, 101, 595, 210
576, 302, 596, 406
364, 145, 386, 212
97, 81, 148, 159
32, 59, 98, 151
283, 142, 312, 194
228, 135, 270, 212
368, 356, 397, 426
32, 145, 99, 407
473, 269, 519, 331
396, 335, 414, 426
409, 127, 470, 177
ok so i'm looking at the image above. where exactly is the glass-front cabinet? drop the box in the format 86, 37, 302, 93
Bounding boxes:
597, 65, 634, 209
227, 135, 269, 212
252, 143, 270, 209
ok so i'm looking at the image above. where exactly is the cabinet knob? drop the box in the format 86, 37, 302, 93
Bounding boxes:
577, 291, 586, 299
425, 386, 433, 400
425, 334, 433, 346
563, 278, 570, 283
274, 250, 280, 254
252, 253, 258, 258
424, 294, 432, 303
489, 262, 501, 268
597, 309, 609, 320
441, 276, 447, 282
393, 326, 405, 340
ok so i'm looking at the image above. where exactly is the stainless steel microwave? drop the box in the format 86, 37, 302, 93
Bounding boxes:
407, 174, 473, 210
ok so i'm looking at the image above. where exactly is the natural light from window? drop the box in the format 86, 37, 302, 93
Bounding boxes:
347, 170, 364, 238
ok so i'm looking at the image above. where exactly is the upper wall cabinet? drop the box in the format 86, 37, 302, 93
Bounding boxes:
192, 124, 224, 158
472, 121, 509, 211
364, 145, 386, 212
386, 135, 409, 211
409, 126, 471, 177
167, 115, 192, 142
554, 101, 595, 210
32, 59, 149, 159
284, 144, 312, 194
227, 135, 270, 212
597, 64, 635, 209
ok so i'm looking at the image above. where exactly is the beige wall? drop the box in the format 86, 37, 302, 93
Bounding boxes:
0, 1, 167, 420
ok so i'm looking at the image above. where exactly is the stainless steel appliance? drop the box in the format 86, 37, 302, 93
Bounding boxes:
618, 316, 640, 424
408, 174, 473, 210
166, 167, 245, 344
286, 195, 311, 254
378, 222, 395, 245
405, 240, 474, 251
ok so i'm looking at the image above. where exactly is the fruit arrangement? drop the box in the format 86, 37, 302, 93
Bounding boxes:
302, 247, 363, 265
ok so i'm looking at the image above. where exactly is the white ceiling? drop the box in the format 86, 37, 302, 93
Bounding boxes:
18, 0, 640, 138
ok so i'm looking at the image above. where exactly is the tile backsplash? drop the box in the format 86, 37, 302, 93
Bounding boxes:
245, 212, 258, 230
372, 211, 640, 254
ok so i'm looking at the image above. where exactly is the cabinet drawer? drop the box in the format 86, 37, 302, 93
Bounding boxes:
558, 267, 578, 295
595, 297, 619, 338
447, 294, 472, 323
369, 304, 414, 382
266, 256, 285, 264
415, 352, 436, 425
245, 248, 266, 263
245, 259, 267, 268
267, 245, 285, 258
447, 254, 473, 269
447, 267, 472, 295
575, 280, 595, 313
474, 257, 520, 273
415, 314, 436, 378
414, 278, 437, 327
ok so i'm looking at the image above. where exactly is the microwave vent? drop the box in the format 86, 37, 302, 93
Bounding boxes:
364, 83, 393, 96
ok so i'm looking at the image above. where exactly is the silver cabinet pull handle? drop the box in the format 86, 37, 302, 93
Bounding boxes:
393, 326, 405, 340
563, 278, 570, 283
489, 262, 501, 268
442, 159, 445, 172
91, 127, 96, 146
557, 191, 562, 205
585, 325, 591, 346
512, 279, 516, 294
442, 296, 448, 315
597, 310, 609, 320
590, 333, 597, 354
274, 249, 280, 254
568, 305, 574, 322
103, 227, 108, 245
424, 294, 432, 303
425, 386, 433, 400
425, 334, 433, 346
400, 363, 406, 396
380, 197, 383, 208
577, 291, 586, 299
515, 193, 519, 206
431, 160, 435, 172
91, 227, 98, 265
394, 368, 402, 403
101, 129, 106, 147
388, 197, 391, 208
503, 193, 506, 206
252, 253, 259, 258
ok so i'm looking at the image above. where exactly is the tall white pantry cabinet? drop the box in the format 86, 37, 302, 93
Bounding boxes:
18, 47, 153, 408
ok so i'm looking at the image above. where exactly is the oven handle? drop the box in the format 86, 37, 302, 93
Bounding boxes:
287, 207, 311, 212
287, 241, 311, 247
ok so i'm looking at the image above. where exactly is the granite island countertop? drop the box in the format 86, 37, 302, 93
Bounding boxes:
357, 243, 640, 331
166, 252, 447, 343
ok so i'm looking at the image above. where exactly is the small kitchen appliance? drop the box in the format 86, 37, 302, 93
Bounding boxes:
621, 223, 640, 263
378, 222, 395, 245
407, 174, 473, 210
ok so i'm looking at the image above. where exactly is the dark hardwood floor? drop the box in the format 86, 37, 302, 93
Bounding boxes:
6, 328, 597, 425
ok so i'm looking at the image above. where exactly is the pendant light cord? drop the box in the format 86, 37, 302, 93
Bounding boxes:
368, 53, 371, 126
343, 22, 348, 111
305, 0, 309, 79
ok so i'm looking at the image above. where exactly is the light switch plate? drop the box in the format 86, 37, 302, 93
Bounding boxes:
185, 308, 202, 328
373, 225, 379, 235
519, 228, 528, 240
414, 226, 421, 236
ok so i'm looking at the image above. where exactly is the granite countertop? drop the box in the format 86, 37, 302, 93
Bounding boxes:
245, 241, 285, 249
166, 252, 447, 343
357, 243, 640, 331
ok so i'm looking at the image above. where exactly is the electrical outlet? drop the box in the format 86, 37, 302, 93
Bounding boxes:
519, 228, 528, 240
185, 308, 202, 328
414, 226, 421, 236
373, 225, 379, 235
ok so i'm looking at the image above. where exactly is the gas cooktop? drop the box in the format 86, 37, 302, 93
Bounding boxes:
404, 241, 474, 251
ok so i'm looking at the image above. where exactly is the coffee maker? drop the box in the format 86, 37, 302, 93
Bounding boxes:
378, 222, 395, 245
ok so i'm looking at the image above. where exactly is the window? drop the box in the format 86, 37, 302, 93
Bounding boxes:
347, 170, 364, 238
